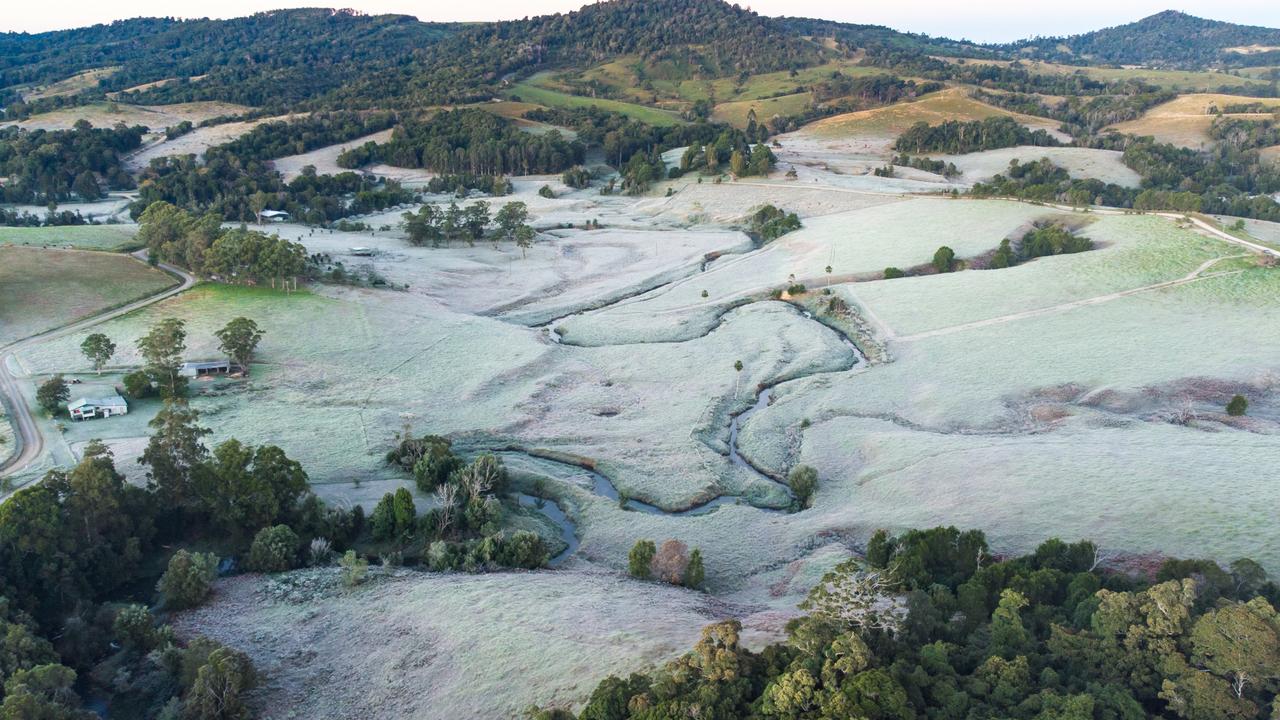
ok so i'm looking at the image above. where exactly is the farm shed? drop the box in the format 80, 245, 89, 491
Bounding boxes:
68, 395, 128, 421
179, 360, 234, 377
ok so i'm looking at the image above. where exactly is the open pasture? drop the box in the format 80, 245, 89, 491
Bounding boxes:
929, 146, 1141, 186
0, 246, 175, 345
506, 75, 683, 127
801, 87, 1063, 142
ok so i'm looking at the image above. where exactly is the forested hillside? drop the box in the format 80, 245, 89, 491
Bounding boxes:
1005, 11, 1280, 68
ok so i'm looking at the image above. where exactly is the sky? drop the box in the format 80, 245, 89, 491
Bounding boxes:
3, 0, 1280, 42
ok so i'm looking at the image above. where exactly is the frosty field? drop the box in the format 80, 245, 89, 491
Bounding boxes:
7, 149, 1280, 717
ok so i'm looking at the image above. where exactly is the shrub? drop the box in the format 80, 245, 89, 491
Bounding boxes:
246, 525, 300, 573
933, 246, 955, 273
157, 549, 219, 610
1227, 394, 1249, 416
122, 369, 155, 398
538, 184, 555, 199
185, 646, 256, 720
883, 267, 904, 279
629, 540, 656, 579
340, 550, 369, 587
497, 530, 550, 569
788, 465, 819, 508
686, 549, 706, 590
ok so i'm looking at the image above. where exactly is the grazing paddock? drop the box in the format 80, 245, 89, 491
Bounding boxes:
0, 247, 175, 345
0, 224, 139, 251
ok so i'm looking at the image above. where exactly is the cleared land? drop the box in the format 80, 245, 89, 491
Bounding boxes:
928, 146, 1141, 187
804, 88, 1064, 141
272, 128, 394, 181
12, 101, 253, 131
1109, 93, 1280, 148
507, 74, 683, 126
0, 224, 139, 251
0, 247, 176, 345
125, 115, 301, 171
174, 566, 743, 719
20, 67, 118, 101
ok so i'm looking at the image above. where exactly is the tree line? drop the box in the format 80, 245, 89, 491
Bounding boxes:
206, 110, 398, 164
895, 116, 1062, 155
539, 525, 1280, 720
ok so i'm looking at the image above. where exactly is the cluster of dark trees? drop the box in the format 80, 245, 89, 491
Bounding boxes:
0, 208, 94, 226
0, 402, 334, 719
137, 201, 307, 286
543, 525, 1280, 720
206, 110, 397, 164
748, 205, 802, 241
523, 106, 764, 168
132, 154, 415, 225
0, 121, 142, 205
1209, 116, 1280, 151
381, 435, 549, 570
674, 134, 775, 180
336, 109, 583, 176
895, 116, 1062, 155
424, 173, 512, 196
401, 199, 534, 252
891, 154, 960, 178
990, 223, 1094, 269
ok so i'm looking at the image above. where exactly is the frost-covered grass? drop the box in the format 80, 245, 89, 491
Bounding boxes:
0, 224, 139, 250
125, 115, 297, 172
562, 198, 1070, 345
847, 213, 1235, 337
0, 247, 175, 345
929, 146, 1141, 187
173, 566, 732, 720
271, 128, 393, 181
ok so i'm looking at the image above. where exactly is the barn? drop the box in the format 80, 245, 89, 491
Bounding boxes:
179, 360, 234, 378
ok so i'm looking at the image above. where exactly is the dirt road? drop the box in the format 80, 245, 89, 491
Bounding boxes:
0, 250, 195, 479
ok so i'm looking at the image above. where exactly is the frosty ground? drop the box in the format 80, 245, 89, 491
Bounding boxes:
4, 107, 1280, 716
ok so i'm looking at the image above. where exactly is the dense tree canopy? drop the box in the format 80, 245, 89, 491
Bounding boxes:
0, 121, 141, 204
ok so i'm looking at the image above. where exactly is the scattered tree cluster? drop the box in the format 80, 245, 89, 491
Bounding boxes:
628, 539, 705, 589
138, 201, 307, 285
381, 433, 551, 571
895, 116, 1062, 155
748, 205, 802, 241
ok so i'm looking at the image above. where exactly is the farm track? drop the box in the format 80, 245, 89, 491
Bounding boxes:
0, 250, 195, 481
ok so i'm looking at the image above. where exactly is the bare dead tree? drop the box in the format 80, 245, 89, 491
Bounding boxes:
435, 484, 459, 539
800, 559, 906, 635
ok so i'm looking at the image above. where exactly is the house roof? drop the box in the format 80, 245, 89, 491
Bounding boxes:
69, 395, 127, 410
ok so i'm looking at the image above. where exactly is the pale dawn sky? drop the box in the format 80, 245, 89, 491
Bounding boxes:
3, 0, 1280, 43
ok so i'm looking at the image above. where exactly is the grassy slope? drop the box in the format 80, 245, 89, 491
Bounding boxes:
803, 87, 1060, 139
0, 246, 175, 345
507, 75, 683, 127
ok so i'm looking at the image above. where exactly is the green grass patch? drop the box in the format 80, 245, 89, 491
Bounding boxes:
0, 224, 140, 251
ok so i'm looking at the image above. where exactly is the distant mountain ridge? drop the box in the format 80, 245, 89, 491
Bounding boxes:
1004, 10, 1280, 68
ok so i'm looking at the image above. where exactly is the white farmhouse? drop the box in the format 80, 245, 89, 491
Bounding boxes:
68, 395, 128, 421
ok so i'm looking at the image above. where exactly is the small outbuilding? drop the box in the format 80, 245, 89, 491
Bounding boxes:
68, 395, 128, 421
349, 246, 374, 256
260, 210, 291, 222
179, 360, 234, 378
